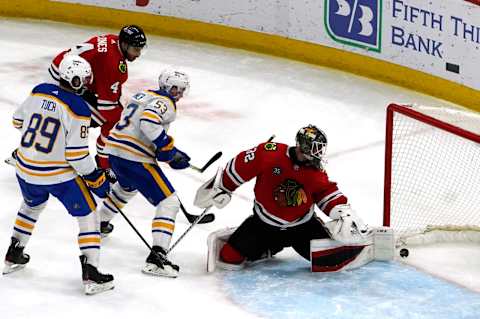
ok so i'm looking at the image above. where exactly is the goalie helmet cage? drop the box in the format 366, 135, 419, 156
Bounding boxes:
383, 103, 480, 245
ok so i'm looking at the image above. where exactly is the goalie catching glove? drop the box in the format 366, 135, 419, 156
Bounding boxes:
194, 167, 231, 209
324, 204, 370, 243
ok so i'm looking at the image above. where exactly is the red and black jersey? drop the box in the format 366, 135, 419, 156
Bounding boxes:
49, 34, 128, 113
221, 142, 347, 228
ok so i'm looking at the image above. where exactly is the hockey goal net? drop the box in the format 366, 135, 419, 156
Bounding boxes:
384, 103, 480, 246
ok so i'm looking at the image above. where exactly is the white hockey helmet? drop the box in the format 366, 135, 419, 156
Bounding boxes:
59, 55, 93, 91
158, 69, 190, 100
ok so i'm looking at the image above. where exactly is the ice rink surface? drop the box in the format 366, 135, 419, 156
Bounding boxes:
0, 18, 479, 319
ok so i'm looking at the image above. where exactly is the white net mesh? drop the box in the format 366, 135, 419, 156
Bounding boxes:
387, 104, 480, 241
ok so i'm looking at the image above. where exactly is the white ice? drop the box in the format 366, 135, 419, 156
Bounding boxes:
0, 18, 478, 319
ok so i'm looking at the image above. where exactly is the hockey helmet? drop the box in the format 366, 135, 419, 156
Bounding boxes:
59, 55, 92, 91
158, 69, 190, 101
119, 25, 147, 48
295, 124, 328, 170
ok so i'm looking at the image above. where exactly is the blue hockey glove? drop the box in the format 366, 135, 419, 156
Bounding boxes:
169, 149, 191, 170
155, 135, 176, 162
156, 147, 177, 162
83, 168, 110, 198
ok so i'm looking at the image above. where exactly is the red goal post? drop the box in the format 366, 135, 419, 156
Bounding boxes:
383, 104, 480, 245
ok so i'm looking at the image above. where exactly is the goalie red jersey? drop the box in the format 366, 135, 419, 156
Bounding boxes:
221, 142, 347, 228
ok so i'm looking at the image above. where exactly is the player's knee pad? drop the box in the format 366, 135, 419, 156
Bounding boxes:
310, 236, 374, 272
155, 193, 180, 219
113, 183, 137, 198
20, 202, 46, 220
76, 211, 99, 233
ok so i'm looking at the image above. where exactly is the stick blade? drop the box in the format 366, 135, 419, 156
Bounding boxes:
186, 212, 215, 224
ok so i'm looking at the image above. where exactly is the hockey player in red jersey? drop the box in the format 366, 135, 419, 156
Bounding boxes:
195, 125, 371, 271
48, 25, 147, 172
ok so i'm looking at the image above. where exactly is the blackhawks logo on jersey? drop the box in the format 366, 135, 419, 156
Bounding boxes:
118, 61, 127, 73
273, 179, 307, 207
264, 142, 277, 151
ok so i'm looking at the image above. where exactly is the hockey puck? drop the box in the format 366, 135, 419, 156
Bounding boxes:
399, 248, 409, 258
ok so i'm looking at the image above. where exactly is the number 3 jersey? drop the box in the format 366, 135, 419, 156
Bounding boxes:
220, 142, 348, 228
104, 89, 177, 164
13, 83, 96, 185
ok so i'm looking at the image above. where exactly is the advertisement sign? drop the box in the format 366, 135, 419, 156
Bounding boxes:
52, 0, 480, 90
325, 0, 382, 52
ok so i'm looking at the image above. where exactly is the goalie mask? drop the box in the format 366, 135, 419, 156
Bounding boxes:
295, 124, 327, 170
158, 69, 190, 102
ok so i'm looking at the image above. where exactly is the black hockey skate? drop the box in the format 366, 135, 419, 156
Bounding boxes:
100, 221, 114, 237
142, 246, 179, 278
3, 237, 29, 275
79, 255, 114, 295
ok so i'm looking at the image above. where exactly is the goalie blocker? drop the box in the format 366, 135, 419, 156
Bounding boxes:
207, 227, 394, 272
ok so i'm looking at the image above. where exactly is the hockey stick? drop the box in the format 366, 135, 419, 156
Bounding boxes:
179, 151, 222, 224
168, 168, 224, 253
108, 199, 161, 259
167, 206, 212, 254
110, 195, 211, 257
189, 151, 222, 173
180, 200, 215, 224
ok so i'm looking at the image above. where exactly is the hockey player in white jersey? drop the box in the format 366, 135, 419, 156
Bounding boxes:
98, 69, 191, 277
3, 55, 114, 295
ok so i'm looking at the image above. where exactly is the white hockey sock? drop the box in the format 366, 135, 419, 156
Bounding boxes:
100, 183, 137, 222
152, 194, 180, 250
77, 212, 101, 268
12, 202, 45, 247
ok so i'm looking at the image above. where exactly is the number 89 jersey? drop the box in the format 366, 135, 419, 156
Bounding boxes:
13, 83, 96, 185
104, 89, 177, 164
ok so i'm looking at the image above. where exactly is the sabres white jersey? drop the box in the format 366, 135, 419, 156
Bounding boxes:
104, 89, 177, 163
13, 83, 96, 185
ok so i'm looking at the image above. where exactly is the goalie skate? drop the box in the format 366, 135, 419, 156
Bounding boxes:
142, 246, 179, 278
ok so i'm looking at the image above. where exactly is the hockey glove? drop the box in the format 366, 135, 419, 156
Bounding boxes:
326, 204, 370, 243
83, 168, 110, 198
168, 149, 190, 170
155, 136, 176, 162
194, 167, 232, 209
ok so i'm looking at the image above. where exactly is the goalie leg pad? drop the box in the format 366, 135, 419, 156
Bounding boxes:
310, 237, 374, 272
373, 227, 395, 261
207, 227, 237, 272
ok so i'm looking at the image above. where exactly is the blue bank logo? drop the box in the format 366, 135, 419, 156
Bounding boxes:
325, 0, 382, 52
